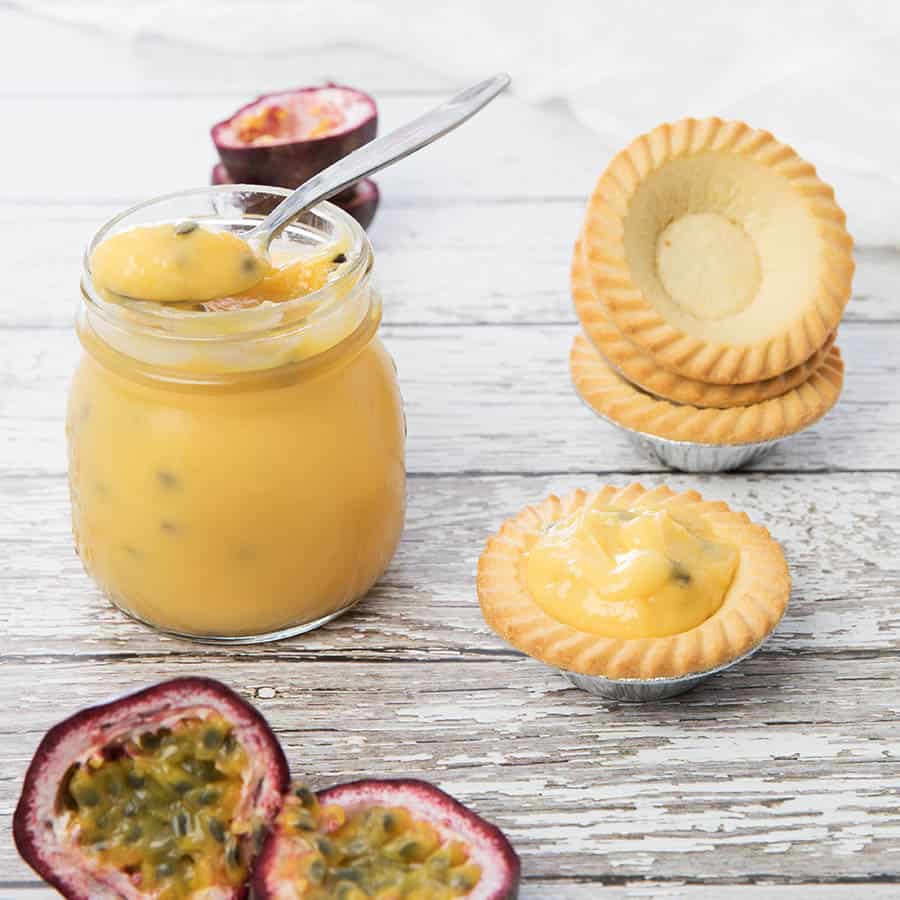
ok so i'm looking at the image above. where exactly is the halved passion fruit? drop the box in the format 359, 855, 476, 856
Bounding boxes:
13, 677, 289, 900
212, 164, 380, 230
254, 779, 520, 899
212, 85, 378, 190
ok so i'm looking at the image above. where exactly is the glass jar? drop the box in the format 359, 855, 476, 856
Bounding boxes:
67, 187, 406, 642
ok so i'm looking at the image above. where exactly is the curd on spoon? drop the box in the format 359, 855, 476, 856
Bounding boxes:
91, 221, 268, 302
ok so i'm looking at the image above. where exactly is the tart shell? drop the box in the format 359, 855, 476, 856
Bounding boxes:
572, 237, 837, 408
581, 117, 854, 384
476, 484, 791, 680
570, 333, 844, 445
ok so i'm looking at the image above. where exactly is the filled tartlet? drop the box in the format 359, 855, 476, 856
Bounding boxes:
477, 484, 790, 693
569, 117, 854, 469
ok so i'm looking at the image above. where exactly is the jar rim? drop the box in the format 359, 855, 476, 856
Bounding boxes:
80, 184, 373, 344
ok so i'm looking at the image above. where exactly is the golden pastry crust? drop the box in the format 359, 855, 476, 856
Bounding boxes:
570, 333, 843, 445
572, 237, 837, 408
581, 117, 854, 384
476, 484, 791, 680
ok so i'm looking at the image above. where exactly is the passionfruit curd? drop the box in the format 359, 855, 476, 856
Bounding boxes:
523, 498, 739, 638
70, 188, 405, 642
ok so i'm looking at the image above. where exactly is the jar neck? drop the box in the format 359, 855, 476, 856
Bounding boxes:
77, 267, 381, 389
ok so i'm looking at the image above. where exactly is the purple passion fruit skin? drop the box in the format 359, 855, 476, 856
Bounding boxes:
212, 85, 377, 189
253, 779, 521, 900
211, 165, 380, 231
13, 677, 290, 900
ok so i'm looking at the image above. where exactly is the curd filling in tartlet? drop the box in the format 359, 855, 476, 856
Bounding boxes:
523, 499, 739, 639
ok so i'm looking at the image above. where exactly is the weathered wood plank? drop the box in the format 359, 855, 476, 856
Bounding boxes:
0, 205, 894, 329
0, 92, 608, 209
1, 323, 897, 478
3, 472, 899, 658
2, 655, 898, 884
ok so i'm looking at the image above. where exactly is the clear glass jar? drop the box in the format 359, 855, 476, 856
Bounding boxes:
67, 187, 406, 642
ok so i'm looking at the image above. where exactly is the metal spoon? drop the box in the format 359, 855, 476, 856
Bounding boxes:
93, 73, 510, 304
244, 72, 511, 255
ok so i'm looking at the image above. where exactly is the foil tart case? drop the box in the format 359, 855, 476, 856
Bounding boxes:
579, 397, 786, 472
622, 428, 783, 473
559, 641, 768, 702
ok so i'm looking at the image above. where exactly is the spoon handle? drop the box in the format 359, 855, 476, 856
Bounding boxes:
253, 72, 511, 241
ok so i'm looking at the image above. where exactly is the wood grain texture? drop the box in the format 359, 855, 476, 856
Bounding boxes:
0, 205, 895, 329
3, 472, 900, 658
1, 322, 898, 479
2, 473, 899, 884
2, 7, 899, 895
0, 92, 606, 208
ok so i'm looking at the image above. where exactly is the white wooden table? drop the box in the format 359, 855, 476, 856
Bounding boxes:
2, 10, 899, 899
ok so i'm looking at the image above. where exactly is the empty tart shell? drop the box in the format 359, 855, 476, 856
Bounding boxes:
572, 237, 837, 408
477, 484, 791, 680
582, 117, 854, 384
570, 333, 844, 445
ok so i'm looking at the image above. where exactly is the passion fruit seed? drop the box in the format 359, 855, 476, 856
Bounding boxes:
202, 728, 223, 750
139, 732, 160, 751
333, 867, 363, 882
332, 253, 347, 264
308, 856, 326, 883
272, 788, 484, 897
226, 839, 241, 868
172, 812, 189, 837
209, 817, 226, 843
671, 561, 693, 584
61, 716, 252, 897
315, 836, 336, 859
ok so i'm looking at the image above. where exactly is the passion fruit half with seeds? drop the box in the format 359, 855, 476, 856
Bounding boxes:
211, 164, 380, 230
212, 85, 378, 189
254, 779, 520, 899
13, 677, 289, 900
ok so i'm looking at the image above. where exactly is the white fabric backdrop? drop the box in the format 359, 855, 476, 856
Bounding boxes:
12, 0, 900, 240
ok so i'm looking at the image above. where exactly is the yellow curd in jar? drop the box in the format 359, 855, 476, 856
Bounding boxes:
524, 498, 738, 638
68, 197, 405, 639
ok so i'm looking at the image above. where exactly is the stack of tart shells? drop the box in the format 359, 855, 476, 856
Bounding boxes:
570, 117, 854, 469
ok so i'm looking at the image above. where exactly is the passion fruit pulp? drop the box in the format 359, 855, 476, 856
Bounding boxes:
212, 85, 378, 190
13, 677, 289, 900
211, 164, 380, 230
253, 779, 521, 899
